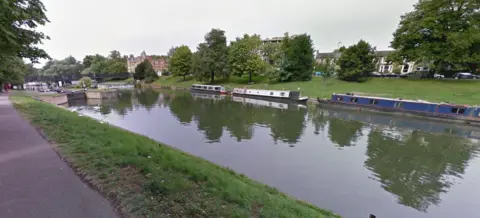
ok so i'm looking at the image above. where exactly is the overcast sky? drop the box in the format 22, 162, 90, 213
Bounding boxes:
37, 0, 417, 63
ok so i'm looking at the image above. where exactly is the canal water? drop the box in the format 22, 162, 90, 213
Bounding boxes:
69, 89, 480, 218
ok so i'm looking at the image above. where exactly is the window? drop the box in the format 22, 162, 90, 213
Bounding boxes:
270, 92, 274, 95
351, 98, 358, 103
451, 108, 465, 114
280, 92, 285, 96
394, 102, 403, 108
369, 99, 378, 105
336, 96, 343, 101
214, 87, 220, 90
208, 87, 213, 90
403, 64, 409, 73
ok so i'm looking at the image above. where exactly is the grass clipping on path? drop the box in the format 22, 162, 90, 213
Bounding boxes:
10, 95, 338, 218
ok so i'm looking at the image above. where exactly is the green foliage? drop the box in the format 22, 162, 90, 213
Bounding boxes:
0, 0, 50, 85
0, 0, 50, 63
134, 60, 158, 83
0, 57, 28, 84
79, 77, 92, 88
261, 42, 282, 66
169, 45, 193, 80
194, 29, 229, 83
269, 33, 315, 82
228, 34, 264, 83
391, 0, 480, 73
84, 52, 127, 75
41, 56, 84, 77
337, 40, 377, 82
392, 64, 402, 74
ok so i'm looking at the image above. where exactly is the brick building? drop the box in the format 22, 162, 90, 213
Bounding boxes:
127, 51, 168, 75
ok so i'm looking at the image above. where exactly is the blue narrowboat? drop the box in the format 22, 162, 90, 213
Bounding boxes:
317, 93, 480, 126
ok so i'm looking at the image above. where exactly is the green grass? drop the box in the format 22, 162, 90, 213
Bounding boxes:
153, 76, 480, 105
10, 94, 338, 218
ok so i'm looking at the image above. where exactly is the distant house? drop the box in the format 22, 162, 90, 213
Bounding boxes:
315, 49, 427, 74
127, 51, 168, 76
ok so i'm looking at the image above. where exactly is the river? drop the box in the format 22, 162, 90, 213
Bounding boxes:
68, 89, 480, 218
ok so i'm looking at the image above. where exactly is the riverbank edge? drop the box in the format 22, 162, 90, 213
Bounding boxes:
9, 93, 339, 218
148, 84, 319, 104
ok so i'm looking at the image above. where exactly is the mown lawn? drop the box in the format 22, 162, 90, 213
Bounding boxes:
153, 76, 480, 105
10, 93, 339, 218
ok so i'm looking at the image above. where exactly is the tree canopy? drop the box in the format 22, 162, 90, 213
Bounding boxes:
337, 40, 377, 82
134, 60, 158, 82
268, 33, 315, 82
391, 0, 480, 73
170, 45, 193, 80
82, 51, 127, 75
228, 34, 264, 83
0, 0, 50, 85
194, 29, 229, 83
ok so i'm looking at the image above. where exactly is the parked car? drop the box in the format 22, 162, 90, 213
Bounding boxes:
434, 73, 445, 79
453, 72, 476, 79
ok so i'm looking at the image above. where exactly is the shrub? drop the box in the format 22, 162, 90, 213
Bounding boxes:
79, 77, 92, 87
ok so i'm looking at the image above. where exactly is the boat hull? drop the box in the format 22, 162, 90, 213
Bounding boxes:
233, 93, 308, 104
316, 98, 480, 127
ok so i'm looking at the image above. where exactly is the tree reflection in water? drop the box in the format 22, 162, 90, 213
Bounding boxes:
84, 90, 480, 213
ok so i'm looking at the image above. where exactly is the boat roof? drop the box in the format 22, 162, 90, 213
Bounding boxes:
334, 93, 475, 107
192, 84, 224, 87
237, 88, 292, 93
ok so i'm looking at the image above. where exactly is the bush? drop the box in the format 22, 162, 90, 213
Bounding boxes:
79, 77, 92, 87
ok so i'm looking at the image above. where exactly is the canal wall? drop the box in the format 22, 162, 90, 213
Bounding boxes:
85, 90, 117, 99
35, 94, 69, 105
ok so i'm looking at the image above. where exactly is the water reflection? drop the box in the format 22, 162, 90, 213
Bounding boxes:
69, 89, 480, 217
365, 129, 478, 212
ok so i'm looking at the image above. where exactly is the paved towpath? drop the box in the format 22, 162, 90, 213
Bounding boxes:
0, 92, 118, 218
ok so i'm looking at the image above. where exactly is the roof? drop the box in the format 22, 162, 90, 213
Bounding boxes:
376, 50, 393, 57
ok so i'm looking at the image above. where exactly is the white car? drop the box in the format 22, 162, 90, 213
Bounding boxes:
434, 73, 445, 79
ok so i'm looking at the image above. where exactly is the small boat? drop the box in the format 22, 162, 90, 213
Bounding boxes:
232, 88, 309, 103
317, 93, 480, 126
190, 84, 227, 94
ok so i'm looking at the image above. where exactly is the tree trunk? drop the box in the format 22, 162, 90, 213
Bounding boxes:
210, 72, 214, 84
249, 72, 252, 84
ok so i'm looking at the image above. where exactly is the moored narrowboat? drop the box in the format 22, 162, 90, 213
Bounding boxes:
190, 84, 227, 94
317, 93, 480, 126
232, 88, 309, 103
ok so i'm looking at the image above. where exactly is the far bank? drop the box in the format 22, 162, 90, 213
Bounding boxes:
152, 76, 480, 105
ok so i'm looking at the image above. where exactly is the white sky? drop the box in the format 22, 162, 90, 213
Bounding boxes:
37, 0, 417, 64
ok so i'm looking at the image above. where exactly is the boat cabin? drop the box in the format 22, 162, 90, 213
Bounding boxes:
191, 84, 226, 92
331, 93, 480, 117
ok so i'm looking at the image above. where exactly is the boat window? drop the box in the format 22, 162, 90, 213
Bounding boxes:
451, 108, 465, 114
369, 99, 378, 105
350, 98, 358, 103
270, 92, 274, 95
394, 102, 403, 108
208, 87, 213, 90
281, 92, 285, 96
336, 96, 343, 101
203, 86, 207, 89
214, 87, 220, 90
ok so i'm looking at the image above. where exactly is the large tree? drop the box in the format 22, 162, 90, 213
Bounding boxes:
134, 60, 158, 82
391, 0, 480, 73
170, 45, 192, 80
270, 33, 315, 82
195, 29, 229, 83
0, 0, 50, 86
337, 40, 377, 82
228, 34, 265, 83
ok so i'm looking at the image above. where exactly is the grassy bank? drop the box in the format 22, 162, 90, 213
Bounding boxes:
153, 76, 480, 105
10, 94, 338, 218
